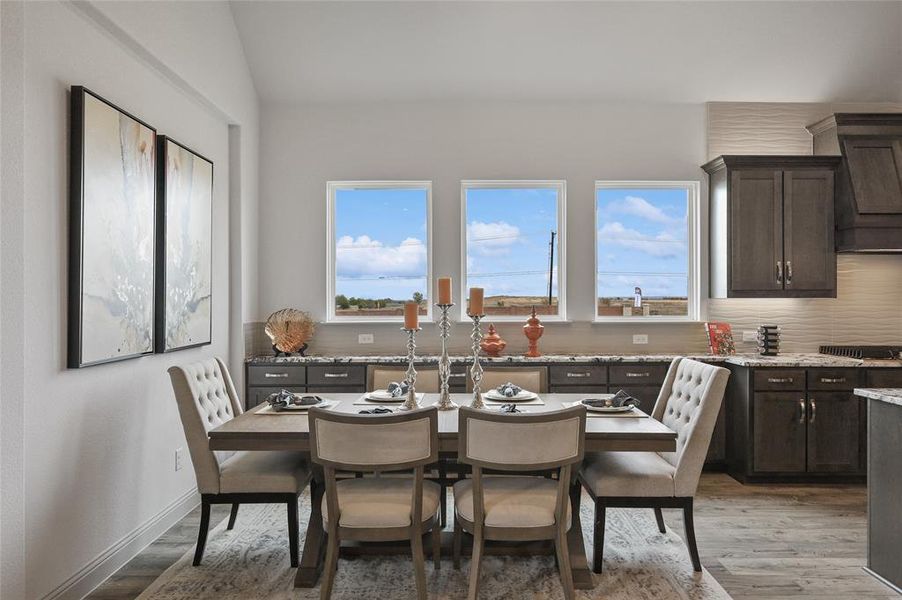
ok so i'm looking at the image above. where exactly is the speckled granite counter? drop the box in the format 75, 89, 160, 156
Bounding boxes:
854, 388, 902, 407
246, 354, 726, 365
723, 353, 871, 368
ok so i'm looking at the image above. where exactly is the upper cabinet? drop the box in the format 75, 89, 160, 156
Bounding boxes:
703, 156, 841, 299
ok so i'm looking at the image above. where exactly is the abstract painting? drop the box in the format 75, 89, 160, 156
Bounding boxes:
156, 137, 213, 352
68, 87, 156, 368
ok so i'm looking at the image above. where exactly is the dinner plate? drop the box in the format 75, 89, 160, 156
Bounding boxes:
365, 389, 407, 402
483, 389, 539, 402
270, 399, 326, 412
580, 400, 635, 413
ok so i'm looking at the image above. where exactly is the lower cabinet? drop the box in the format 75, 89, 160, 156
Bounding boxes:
753, 392, 807, 473
806, 392, 860, 473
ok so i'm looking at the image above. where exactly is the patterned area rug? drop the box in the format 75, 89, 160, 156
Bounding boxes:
138, 490, 731, 599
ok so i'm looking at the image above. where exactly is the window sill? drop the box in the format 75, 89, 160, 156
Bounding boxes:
592, 317, 701, 324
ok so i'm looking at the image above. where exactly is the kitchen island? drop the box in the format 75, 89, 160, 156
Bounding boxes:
853, 388, 902, 593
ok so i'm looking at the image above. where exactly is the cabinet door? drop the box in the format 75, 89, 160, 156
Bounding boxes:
807, 392, 860, 473
784, 170, 836, 293
753, 392, 806, 473
842, 138, 902, 214
730, 170, 784, 293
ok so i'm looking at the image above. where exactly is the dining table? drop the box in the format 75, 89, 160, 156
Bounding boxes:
208, 392, 677, 590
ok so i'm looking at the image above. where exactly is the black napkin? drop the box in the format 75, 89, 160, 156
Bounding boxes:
498, 403, 523, 413
496, 382, 523, 397
581, 390, 640, 409
358, 407, 393, 415
267, 390, 322, 411
386, 381, 409, 398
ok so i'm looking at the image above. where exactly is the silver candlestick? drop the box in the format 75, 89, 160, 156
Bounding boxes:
469, 314, 486, 409
435, 303, 458, 410
399, 327, 421, 411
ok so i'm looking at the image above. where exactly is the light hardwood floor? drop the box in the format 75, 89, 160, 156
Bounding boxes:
87, 474, 896, 599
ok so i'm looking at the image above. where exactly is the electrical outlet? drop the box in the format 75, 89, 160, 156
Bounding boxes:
358, 333, 374, 344
742, 330, 757, 342
175, 447, 184, 472
632, 334, 649, 345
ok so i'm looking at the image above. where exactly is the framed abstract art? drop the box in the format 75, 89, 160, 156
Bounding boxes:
68, 86, 157, 368
155, 136, 213, 353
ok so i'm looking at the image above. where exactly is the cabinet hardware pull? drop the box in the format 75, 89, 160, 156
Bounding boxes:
264, 372, 289, 378
776, 260, 783, 285
767, 377, 793, 383
323, 372, 349, 378
809, 398, 816, 423
820, 377, 846, 384
786, 260, 793, 284
566, 372, 592, 378
626, 372, 651, 378
448, 373, 466, 378
799, 399, 806, 424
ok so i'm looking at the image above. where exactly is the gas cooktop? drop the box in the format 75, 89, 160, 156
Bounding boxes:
819, 345, 902, 360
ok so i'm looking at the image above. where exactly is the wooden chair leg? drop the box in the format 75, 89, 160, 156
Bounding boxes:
654, 507, 666, 534
287, 498, 300, 568
467, 528, 484, 600
411, 525, 428, 600
592, 500, 606, 574
452, 515, 462, 570
439, 461, 448, 528
555, 523, 575, 600
193, 499, 211, 566
682, 498, 702, 572
227, 503, 240, 530
432, 521, 441, 570
320, 530, 340, 600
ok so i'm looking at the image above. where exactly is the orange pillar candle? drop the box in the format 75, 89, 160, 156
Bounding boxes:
403, 302, 420, 329
437, 277, 452, 305
468, 287, 484, 316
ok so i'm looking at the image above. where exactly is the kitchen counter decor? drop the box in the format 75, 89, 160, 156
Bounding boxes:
480, 323, 507, 357
523, 306, 544, 358
264, 308, 316, 356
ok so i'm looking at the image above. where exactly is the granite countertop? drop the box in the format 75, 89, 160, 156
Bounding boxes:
246, 354, 724, 365
723, 353, 863, 367
854, 388, 902, 407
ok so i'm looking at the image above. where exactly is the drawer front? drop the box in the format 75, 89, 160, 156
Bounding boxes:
307, 365, 366, 387
247, 365, 306, 387
548, 384, 608, 394
753, 368, 805, 391
866, 368, 902, 388
449, 365, 469, 392
807, 368, 861, 391
609, 364, 668, 385
306, 385, 366, 394
549, 365, 607, 386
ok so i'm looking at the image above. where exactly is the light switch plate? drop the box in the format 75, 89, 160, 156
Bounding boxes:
175, 447, 184, 472
632, 334, 649, 345
742, 330, 757, 342
358, 333, 374, 344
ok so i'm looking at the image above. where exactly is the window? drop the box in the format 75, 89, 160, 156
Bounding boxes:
462, 181, 566, 320
327, 181, 432, 322
595, 181, 699, 321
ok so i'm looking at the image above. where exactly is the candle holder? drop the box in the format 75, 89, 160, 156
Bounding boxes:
435, 303, 458, 411
399, 327, 421, 411
468, 313, 486, 409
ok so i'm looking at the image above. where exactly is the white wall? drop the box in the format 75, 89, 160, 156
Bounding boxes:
257, 100, 711, 355
0, 1, 259, 598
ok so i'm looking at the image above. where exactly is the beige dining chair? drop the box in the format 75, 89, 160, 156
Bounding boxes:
452, 405, 587, 600
168, 357, 310, 566
579, 357, 729, 573
465, 366, 547, 394
308, 406, 442, 600
367, 365, 440, 393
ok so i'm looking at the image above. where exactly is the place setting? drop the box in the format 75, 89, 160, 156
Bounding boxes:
482, 381, 545, 406
564, 389, 648, 418
254, 389, 338, 415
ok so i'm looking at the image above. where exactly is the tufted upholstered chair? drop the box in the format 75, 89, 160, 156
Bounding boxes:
168, 358, 311, 566
368, 366, 440, 393
452, 405, 586, 600
308, 406, 441, 600
579, 358, 729, 573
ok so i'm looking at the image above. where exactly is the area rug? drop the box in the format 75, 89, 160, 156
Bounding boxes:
137, 490, 731, 599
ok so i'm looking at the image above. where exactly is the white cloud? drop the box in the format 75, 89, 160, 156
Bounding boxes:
336, 235, 426, 278
467, 221, 521, 256
598, 222, 684, 258
604, 195, 683, 225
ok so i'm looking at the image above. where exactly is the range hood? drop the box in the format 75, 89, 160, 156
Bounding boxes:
807, 113, 902, 252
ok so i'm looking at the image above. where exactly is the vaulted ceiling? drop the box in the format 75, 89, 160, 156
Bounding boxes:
230, 1, 902, 105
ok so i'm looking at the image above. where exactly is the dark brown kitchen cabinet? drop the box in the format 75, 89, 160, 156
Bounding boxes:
753, 392, 807, 472
806, 391, 860, 473
703, 155, 840, 299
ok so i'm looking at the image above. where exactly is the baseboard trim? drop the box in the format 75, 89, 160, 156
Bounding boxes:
40, 488, 199, 600
863, 567, 902, 595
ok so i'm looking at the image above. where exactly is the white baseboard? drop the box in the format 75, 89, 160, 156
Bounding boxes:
40, 488, 199, 600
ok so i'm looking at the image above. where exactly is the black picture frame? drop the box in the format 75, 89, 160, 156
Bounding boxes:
155, 136, 214, 353
68, 86, 157, 368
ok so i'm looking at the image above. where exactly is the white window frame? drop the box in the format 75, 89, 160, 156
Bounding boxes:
326, 180, 433, 323
594, 180, 700, 323
460, 180, 567, 322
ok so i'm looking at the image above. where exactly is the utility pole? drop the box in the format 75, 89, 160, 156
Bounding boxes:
547, 230, 556, 305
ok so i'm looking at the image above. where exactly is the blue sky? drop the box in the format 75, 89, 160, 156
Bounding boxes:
596, 187, 688, 299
